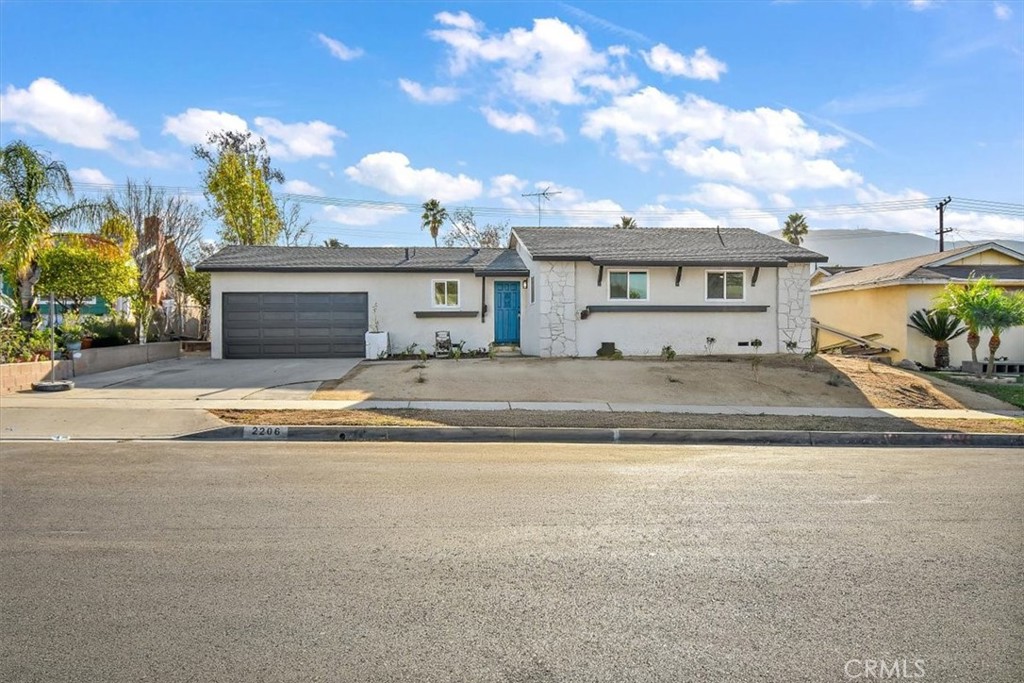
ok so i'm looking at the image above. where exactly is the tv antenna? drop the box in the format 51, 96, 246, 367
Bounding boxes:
521, 186, 562, 227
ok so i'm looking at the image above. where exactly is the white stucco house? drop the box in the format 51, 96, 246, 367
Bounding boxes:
196, 227, 826, 359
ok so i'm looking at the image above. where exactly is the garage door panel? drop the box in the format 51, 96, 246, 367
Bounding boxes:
222, 292, 368, 359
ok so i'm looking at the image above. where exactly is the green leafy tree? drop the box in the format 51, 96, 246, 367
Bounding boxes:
907, 308, 966, 369
193, 131, 284, 245
34, 235, 138, 312
781, 212, 809, 246
615, 215, 638, 229
323, 238, 347, 247
421, 199, 447, 247
935, 276, 1000, 363
0, 140, 97, 326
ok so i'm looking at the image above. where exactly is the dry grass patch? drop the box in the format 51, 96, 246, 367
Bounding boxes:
313, 355, 1017, 411
210, 409, 1024, 434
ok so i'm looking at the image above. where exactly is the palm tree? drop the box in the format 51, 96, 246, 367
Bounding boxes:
615, 215, 638, 229
975, 291, 1024, 378
323, 238, 347, 247
0, 141, 95, 327
781, 212, 809, 246
935, 277, 999, 363
907, 308, 966, 369
420, 199, 447, 247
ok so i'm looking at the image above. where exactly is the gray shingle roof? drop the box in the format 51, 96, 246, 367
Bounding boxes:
196, 246, 528, 275
512, 227, 826, 266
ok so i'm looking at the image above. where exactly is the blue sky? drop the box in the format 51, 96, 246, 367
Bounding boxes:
2, 0, 1022, 246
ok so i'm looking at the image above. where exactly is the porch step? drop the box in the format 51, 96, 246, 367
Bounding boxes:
491, 344, 522, 357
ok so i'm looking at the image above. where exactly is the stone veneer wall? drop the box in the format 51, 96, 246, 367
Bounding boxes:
777, 262, 812, 352
538, 261, 578, 357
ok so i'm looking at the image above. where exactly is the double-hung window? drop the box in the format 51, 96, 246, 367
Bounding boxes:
433, 279, 460, 307
609, 270, 648, 301
706, 270, 745, 301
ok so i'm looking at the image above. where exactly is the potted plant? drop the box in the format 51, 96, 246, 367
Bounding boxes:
60, 313, 85, 355
364, 303, 390, 359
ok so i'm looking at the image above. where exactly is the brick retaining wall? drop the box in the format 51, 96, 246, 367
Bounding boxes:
1, 342, 180, 394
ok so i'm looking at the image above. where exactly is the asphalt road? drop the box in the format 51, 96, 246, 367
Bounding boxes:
1, 443, 1021, 682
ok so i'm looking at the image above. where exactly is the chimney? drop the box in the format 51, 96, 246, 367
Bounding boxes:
143, 215, 162, 247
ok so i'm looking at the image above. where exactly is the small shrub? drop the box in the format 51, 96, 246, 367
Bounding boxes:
827, 372, 843, 387
750, 355, 763, 383
611, 350, 623, 360
785, 340, 799, 353
667, 376, 682, 384
0, 325, 29, 363
661, 345, 676, 361
704, 337, 717, 355
415, 371, 426, 383
418, 348, 428, 362
452, 347, 462, 361
750, 338, 763, 352
488, 344, 498, 360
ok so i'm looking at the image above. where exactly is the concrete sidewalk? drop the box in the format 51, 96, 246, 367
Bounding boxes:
1, 393, 1021, 441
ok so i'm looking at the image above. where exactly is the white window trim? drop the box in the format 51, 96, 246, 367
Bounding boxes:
607, 269, 650, 302
705, 269, 746, 302
432, 279, 461, 308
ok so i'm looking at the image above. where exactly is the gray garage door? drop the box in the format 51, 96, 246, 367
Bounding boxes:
222, 292, 368, 359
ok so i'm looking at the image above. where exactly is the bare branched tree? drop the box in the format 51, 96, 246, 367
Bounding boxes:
104, 178, 205, 265
276, 197, 314, 246
442, 208, 510, 248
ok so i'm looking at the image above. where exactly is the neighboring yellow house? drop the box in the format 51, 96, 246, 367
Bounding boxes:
810, 243, 1024, 367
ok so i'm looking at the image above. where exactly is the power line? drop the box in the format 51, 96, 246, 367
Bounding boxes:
71, 182, 1024, 222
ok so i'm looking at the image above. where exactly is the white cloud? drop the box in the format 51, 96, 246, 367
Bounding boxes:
0, 78, 138, 150
281, 179, 324, 196
317, 33, 364, 61
434, 10, 483, 31
488, 174, 528, 197
608, 45, 630, 58
398, 79, 460, 104
994, 2, 1013, 20
322, 205, 407, 226
163, 109, 343, 159
634, 204, 718, 227
69, 167, 114, 185
163, 108, 249, 145
344, 151, 483, 202
665, 142, 861, 191
907, 0, 934, 10
769, 193, 795, 209
254, 117, 344, 160
581, 86, 859, 191
481, 107, 566, 141
429, 13, 634, 105
642, 44, 727, 81
683, 183, 758, 208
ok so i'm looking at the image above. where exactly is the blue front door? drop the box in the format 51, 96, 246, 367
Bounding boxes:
493, 281, 520, 344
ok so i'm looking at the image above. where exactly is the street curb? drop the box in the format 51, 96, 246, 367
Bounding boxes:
176, 426, 1024, 448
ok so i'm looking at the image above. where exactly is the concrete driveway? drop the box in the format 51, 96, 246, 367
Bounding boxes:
37, 357, 362, 401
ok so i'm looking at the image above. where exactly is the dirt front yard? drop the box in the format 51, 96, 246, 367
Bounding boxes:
314, 354, 1017, 411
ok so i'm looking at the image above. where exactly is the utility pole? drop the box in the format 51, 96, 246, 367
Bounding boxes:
521, 187, 562, 227
935, 196, 952, 252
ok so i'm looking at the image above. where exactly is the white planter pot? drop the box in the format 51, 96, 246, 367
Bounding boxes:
365, 331, 390, 359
